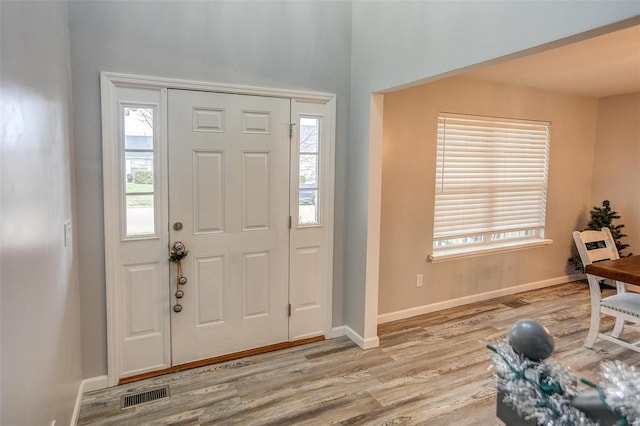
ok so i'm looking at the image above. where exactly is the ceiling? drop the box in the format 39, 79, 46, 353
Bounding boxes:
464, 25, 640, 98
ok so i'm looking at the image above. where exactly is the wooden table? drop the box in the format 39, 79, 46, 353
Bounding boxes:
585, 255, 640, 286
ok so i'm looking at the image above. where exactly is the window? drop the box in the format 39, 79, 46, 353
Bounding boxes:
123, 106, 156, 237
298, 116, 321, 225
431, 113, 551, 259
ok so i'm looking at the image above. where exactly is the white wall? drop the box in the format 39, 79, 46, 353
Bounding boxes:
0, 1, 83, 425
349, 2, 640, 339
68, 0, 352, 378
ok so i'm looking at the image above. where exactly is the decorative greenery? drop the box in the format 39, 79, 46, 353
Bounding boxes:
169, 242, 188, 263
569, 200, 632, 272
488, 338, 639, 425
488, 339, 588, 425
169, 248, 188, 263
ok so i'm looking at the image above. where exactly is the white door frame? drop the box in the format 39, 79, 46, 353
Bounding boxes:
101, 72, 336, 386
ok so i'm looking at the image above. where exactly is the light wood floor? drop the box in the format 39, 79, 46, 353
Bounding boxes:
78, 281, 640, 425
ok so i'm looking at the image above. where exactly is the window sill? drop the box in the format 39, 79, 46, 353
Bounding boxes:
428, 238, 553, 263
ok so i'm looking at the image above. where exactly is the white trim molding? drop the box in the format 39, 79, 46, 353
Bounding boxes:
429, 239, 554, 263
363, 94, 385, 349
327, 326, 348, 340
71, 376, 108, 425
101, 72, 335, 102
101, 72, 337, 387
378, 274, 584, 324
329, 325, 380, 349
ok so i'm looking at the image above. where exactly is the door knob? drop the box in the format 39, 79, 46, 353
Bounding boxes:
169, 241, 187, 262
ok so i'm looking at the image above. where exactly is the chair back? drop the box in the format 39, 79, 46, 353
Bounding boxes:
572, 227, 620, 267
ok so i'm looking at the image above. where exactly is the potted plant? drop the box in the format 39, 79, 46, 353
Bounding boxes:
569, 200, 632, 272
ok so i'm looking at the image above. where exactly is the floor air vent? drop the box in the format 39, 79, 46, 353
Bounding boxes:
121, 385, 169, 409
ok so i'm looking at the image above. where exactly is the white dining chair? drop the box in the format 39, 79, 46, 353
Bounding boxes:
572, 227, 640, 353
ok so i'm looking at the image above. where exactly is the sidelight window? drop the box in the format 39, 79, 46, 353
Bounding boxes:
298, 117, 321, 225
123, 106, 156, 237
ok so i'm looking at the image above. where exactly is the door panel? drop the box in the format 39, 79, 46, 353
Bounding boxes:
121, 260, 167, 374
242, 152, 270, 230
168, 89, 290, 365
242, 250, 271, 318
193, 151, 224, 233
194, 255, 225, 326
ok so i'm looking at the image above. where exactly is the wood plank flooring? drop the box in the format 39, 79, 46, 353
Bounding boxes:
78, 281, 640, 425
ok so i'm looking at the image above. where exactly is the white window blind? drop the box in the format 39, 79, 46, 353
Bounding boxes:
433, 113, 550, 254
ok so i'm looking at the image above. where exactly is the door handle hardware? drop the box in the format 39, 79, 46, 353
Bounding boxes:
169, 241, 189, 313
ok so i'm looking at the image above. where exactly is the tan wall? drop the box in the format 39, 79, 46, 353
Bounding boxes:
380, 76, 599, 315
591, 93, 640, 255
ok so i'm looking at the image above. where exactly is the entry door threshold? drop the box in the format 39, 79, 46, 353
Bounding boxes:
118, 335, 325, 385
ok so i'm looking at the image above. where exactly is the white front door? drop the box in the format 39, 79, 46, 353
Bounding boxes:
102, 74, 335, 385
168, 89, 290, 365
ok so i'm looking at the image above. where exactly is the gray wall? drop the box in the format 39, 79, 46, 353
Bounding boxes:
68, 0, 640, 379
347, 1, 640, 336
1, 1, 638, 421
0, 1, 83, 425
68, 0, 352, 378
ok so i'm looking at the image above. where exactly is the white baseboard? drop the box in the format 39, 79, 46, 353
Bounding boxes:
81, 375, 108, 393
330, 325, 380, 349
378, 274, 583, 324
71, 375, 108, 425
327, 325, 347, 340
